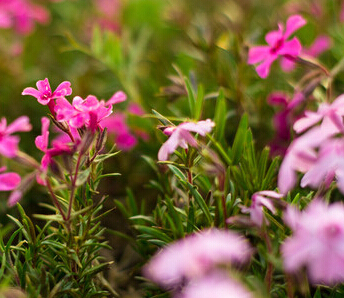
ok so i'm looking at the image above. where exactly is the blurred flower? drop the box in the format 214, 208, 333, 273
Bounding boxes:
248, 15, 306, 78
282, 200, 344, 284
143, 229, 252, 289
281, 35, 332, 72
0, 116, 32, 158
241, 190, 284, 227
0, 0, 50, 35
0, 166, 21, 191
158, 119, 215, 161
177, 271, 253, 298
293, 94, 344, 134
278, 126, 332, 194
100, 113, 137, 151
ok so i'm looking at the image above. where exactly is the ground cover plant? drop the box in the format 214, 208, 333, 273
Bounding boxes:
2, 0, 344, 297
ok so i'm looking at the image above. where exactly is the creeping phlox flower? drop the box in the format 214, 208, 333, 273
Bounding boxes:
282, 200, 344, 285
248, 14, 306, 78
0, 166, 21, 191
143, 229, 252, 289
0, 116, 32, 158
241, 191, 284, 227
55, 91, 126, 132
0, 0, 50, 35
158, 119, 215, 161
35, 117, 74, 185
293, 94, 344, 134
176, 271, 253, 298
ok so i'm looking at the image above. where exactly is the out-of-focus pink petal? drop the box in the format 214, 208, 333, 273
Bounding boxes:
293, 111, 323, 133
247, 46, 270, 64
158, 130, 182, 161
255, 55, 278, 78
280, 56, 296, 72
22, 87, 41, 99
8, 190, 23, 207
107, 91, 127, 105
116, 133, 137, 151
5, 116, 32, 134
284, 15, 307, 39
265, 28, 283, 46
0, 172, 21, 191
305, 35, 331, 57
179, 119, 215, 136
35, 117, 50, 151
278, 37, 302, 56
0, 135, 19, 158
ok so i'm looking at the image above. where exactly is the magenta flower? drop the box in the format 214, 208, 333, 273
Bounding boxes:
158, 119, 215, 161
241, 190, 283, 227
0, 116, 32, 158
248, 15, 306, 78
22, 78, 72, 106
143, 229, 252, 289
282, 200, 344, 284
177, 271, 253, 298
281, 35, 332, 72
293, 94, 344, 134
0, 166, 21, 191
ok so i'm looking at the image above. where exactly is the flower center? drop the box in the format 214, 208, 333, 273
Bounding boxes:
270, 38, 284, 54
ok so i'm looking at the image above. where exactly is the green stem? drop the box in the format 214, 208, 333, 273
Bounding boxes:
46, 178, 67, 221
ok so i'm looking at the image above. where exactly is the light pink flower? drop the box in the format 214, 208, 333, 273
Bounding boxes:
281, 35, 331, 72
293, 94, 344, 134
0, 166, 21, 191
22, 78, 72, 106
158, 119, 215, 161
278, 126, 333, 194
177, 271, 253, 298
0, 116, 32, 158
282, 200, 344, 284
248, 15, 306, 78
300, 138, 344, 193
143, 229, 252, 289
241, 191, 283, 227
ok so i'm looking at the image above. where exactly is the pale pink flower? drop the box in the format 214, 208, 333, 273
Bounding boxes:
143, 229, 252, 289
0, 166, 20, 191
158, 119, 215, 161
248, 15, 306, 78
22, 78, 72, 106
278, 126, 333, 194
300, 138, 344, 193
0, 116, 32, 158
177, 271, 253, 298
281, 35, 331, 72
241, 191, 283, 227
293, 94, 344, 134
282, 200, 344, 284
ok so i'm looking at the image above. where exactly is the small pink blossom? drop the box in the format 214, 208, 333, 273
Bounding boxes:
143, 229, 252, 289
177, 271, 253, 298
248, 15, 306, 78
241, 190, 283, 227
22, 78, 72, 106
293, 94, 344, 134
0, 166, 21, 191
0, 116, 32, 158
282, 200, 344, 284
158, 119, 215, 161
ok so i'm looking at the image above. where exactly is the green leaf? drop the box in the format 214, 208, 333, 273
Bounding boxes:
91, 25, 103, 57
93, 151, 120, 163
164, 196, 184, 238
151, 110, 174, 126
186, 183, 212, 225
167, 165, 187, 184
76, 168, 91, 186
214, 88, 226, 144
229, 113, 248, 165
184, 76, 196, 117
195, 84, 204, 120
134, 225, 172, 243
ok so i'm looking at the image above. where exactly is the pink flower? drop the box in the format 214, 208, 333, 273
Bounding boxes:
143, 229, 252, 289
281, 35, 331, 72
278, 126, 333, 194
158, 119, 215, 161
300, 139, 344, 193
0, 166, 20, 191
293, 94, 344, 134
248, 15, 306, 78
282, 200, 344, 284
241, 190, 283, 227
22, 78, 72, 106
0, 116, 32, 158
177, 271, 253, 298
55, 91, 125, 131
